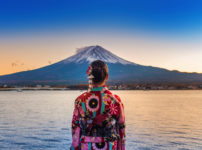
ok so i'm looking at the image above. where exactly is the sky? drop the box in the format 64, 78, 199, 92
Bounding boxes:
0, 0, 202, 75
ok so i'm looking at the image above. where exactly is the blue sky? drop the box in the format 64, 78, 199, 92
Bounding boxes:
1, 0, 201, 35
0, 0, 202, 75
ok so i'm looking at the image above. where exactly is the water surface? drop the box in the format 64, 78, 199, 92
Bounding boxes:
0, 90, 202, 150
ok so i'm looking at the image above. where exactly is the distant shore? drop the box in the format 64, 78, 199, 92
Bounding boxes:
1, 83, 202, 91
1, 86, 202, 91
0, 87, 69, 91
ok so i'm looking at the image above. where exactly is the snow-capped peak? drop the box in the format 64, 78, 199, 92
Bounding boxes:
63, 45, 135, 65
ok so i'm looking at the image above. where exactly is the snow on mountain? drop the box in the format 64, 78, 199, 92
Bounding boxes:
63, 45, 136, 65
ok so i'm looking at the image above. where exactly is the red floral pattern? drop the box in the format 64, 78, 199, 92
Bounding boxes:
109, 103, 119, 116
70, 85, 125, 150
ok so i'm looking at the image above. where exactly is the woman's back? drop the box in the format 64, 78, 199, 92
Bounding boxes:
70, 85, 125, 150
70, 60, 125, 150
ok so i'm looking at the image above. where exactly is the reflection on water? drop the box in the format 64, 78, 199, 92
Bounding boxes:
122, 90, 202, 149
0, 90, 202, 150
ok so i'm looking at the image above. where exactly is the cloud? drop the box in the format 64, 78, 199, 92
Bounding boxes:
11, 62, 17, 67
11, 61, 25, 67
76, 46, 89, 54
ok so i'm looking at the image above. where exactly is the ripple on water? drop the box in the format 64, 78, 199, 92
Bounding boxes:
36, 132, 51, 136
61, 128, 69, 131
42, 129, 51, 132
137, 146, 152, 150
23, 136, 42, 141
132, 140, 145, 144
42, 138, 62, 143
160, 130, 187, 135
169, 141, 187, 146
21, 144, 56, 149
12, 142, 27, 146
169, 131, 187, 134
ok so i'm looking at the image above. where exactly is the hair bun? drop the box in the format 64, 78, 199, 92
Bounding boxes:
90, 60, 108, 84
92, 66, 102, 70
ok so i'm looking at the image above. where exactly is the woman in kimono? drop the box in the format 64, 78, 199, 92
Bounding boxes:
70, 60, 125, 150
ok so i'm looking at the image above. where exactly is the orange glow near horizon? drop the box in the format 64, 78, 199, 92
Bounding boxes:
1, 32, 202, 76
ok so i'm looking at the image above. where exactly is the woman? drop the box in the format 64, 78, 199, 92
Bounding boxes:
70, 60, 125, 150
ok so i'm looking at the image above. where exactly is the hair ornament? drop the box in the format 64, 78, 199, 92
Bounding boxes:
86, 65, 94, 92
86, 66, 92, 76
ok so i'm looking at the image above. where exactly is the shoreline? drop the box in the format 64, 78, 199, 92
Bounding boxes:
1, 88, 202, 91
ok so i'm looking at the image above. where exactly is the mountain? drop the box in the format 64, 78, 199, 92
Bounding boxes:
63, 46, 134, 65
1, 45, 202, 86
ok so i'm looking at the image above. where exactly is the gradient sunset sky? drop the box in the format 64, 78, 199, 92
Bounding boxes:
1, 0, 202, 75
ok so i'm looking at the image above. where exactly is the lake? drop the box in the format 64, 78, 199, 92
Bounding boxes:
0, 90, 202, 150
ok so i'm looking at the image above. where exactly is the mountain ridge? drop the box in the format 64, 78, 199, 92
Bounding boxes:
1, 45, 202, 85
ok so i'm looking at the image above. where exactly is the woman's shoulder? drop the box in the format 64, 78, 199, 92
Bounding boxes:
75, 91, 89, 102
113, 94, 122, 102
104, 90, 123, 105
73, 91, 88, 106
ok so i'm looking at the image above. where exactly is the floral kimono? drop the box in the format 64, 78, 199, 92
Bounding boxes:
70, 85, 125, 150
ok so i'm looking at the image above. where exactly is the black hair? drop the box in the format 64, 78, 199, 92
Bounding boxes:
90, 60, 108, 84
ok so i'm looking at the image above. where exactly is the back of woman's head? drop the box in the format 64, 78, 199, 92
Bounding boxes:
90, 60, 108, 84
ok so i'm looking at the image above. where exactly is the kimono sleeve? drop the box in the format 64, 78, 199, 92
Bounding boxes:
115, 95, 126, 150
70, 97, 81, 150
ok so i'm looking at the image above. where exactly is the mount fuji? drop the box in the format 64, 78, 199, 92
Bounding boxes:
1, 45, 202, 85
